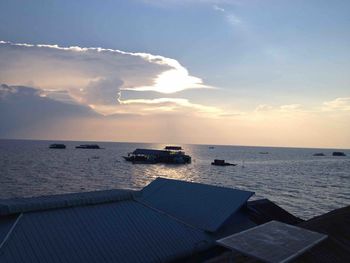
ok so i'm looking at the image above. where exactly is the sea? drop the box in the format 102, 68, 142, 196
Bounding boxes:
0, 139, 349, 220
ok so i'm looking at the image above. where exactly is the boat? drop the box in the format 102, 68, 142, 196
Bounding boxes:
75, 144, 102, 149
211, 159, 237, 166
259, 152, 269, 154
209, 146, 215, 149
124, 147, 191, 164
164, 146, 182, 151
123, 153, 157, 164
313, 153, 325, 156
49, 144, 66, 149
332, 152, 346, 156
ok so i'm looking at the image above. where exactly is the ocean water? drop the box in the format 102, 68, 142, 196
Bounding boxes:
0, 139, 349, 220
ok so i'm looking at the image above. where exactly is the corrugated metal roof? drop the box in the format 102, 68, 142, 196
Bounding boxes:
0, 200, 212, 263
0, 189, 134, 216
137, 178, 254, 232
0, 215, 18, 245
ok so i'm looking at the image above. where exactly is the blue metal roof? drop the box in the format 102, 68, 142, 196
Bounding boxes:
0, 215, 18, 245
137, 178, 254, 232
0, 189, 134, 216
0, 200, 212, 263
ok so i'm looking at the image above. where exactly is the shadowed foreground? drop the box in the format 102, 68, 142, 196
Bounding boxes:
0, 178, 348, 263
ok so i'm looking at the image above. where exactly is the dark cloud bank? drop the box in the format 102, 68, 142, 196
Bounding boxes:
0, 84, 99, 138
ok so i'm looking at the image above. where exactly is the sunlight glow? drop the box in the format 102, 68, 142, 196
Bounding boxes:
127, 61, 210, 94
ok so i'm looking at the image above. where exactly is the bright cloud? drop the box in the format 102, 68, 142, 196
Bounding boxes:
120, 98, 221, 115
279, 104, 302, 111
123, 58, 210, 93
0, 41, 211, 115
323, 97, 350, 111
255, 104, 303, 113
1, 41, 350, 148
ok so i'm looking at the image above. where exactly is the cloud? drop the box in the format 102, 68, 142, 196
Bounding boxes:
279, 104, 302, 111
83, 77, 124, 105
1, 84, 349, 148
212, 4, 243, 28
1, 42, 349, 147
226, 14, 242, 26
122, 57, 210, 93
213, 5, 225, 12
255, 104, 274, 112
323, 97, 350, 111
120, 97, 221, 116
0, 41, 210, 115
0, 84, 98, 137
255, 103, 303, 113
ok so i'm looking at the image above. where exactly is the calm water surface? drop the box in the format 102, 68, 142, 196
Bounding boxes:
0, 139, 349, 219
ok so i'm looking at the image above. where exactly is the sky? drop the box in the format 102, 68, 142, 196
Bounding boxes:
0, 0, 349, 148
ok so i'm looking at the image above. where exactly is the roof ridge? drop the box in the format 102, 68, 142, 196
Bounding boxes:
0, 189, 135, 216
0, 213, 23, 252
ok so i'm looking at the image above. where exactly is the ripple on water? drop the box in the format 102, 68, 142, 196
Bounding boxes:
0, 140, 349, 220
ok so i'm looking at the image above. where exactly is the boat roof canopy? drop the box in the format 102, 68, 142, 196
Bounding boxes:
133, 148, 169, 156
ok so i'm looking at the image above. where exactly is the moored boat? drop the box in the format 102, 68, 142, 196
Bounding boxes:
332, 151, 346, 156
75, 144, 102, 149
211, 159, 237, 166
313, 153, 325, 156
164, 146, 182, 151
49, 144, 66, 149
124, 147, 191, 164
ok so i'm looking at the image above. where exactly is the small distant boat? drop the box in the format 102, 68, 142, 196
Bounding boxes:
49, 144, 66, 149
211, 159, 237, 166
259, 152, 269, 154
124, 146, 191, 164
332, 152, 346, 156
164, 146, 182, 151
209, 146, 215, 149
313, 153, 325, 156
76, 144, 102, 149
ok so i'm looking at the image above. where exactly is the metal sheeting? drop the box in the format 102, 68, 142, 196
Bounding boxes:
137, 177, 254, 232
0, 215, 18, 246
0, 200, 212, 263
0, 189, 134, 216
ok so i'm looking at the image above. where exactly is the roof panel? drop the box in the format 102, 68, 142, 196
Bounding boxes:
0, 214, 18, 246
0, 200, 211, 263
133, 148, 169, 156
137, 177, 254, 232
0, 189, 134, 216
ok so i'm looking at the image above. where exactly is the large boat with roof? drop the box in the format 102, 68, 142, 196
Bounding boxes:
123, 146, 191, 164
